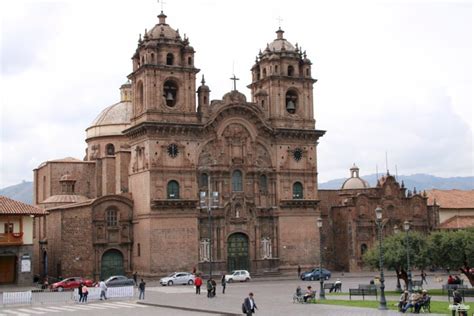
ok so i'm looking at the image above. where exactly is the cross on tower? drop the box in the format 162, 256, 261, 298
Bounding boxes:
276, 16, 283, 28
158, 0, 166, 12
230, 74, 240, 91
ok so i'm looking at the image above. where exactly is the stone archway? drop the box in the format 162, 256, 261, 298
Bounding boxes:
227, 233, 249, 272
100, 249, 124, 280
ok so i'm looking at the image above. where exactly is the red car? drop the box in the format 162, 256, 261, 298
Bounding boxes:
51, 277, 93, 291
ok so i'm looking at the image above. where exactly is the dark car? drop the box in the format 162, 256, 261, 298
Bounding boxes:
104, 275, 135, 287
300, 268, 332, 281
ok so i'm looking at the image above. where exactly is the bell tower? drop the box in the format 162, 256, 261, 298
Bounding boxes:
129, 11, 200, 124
248, 28, 315, 129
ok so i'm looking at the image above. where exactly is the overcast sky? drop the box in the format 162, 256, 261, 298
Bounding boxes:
0, 0, 472, 188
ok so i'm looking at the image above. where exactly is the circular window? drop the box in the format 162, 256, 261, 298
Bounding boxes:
293, 148, 303, 161
167, 144, 179, 158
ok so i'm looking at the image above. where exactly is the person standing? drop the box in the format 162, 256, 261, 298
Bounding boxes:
211, 278, 217, 297
207, 278, 213, 298
297, 265, 301, 278
139, 279, 146, 300
77, 283, 83, 303
81, 284, 89, 303
133, 271, 138, 286
99, 279, 107, 300
242, 292, 258, 316
421, 270, 427, 285
195, 275, 202, 295
221, 274, 226, 294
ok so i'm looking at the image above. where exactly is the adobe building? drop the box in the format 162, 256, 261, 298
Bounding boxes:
319, 165, 439, 272
33, 11, 325, 280
0, 195, 47, 285
426, 189, 474, 230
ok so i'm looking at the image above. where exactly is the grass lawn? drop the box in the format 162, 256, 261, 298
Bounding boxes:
326, 289, 446, 296
318, 299, 457, 315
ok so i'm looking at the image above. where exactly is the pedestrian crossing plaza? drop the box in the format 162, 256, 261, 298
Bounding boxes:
0, 301, 149, 315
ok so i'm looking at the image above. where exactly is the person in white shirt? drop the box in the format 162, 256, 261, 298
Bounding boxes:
99, 280, 107, 300
243, 292, 258, 315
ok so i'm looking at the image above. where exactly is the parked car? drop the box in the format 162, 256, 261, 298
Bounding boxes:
104, 275, 134, 287
225, 270, 251, 283
159, 272, 195, 286
51, 277, 93, 291
300, 268, 332, 281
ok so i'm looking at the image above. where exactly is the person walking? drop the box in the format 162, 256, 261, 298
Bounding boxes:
195, 275, 202, 295
99, 279, 107, 300
297, 265, 301, 278
221, 274, 226, 294
211, 278, 217, 297
421, 270, 427, 285
133, 271, 138, 286
242, 292, 257, 316
77, 283, 83, 303
138, 279, 146, 300
207, 278, 213, 298
81, 284, 89, 303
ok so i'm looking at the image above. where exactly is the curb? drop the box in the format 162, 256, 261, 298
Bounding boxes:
137, 301, 241, 315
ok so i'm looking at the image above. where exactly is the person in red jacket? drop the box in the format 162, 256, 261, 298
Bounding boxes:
194, 275, 203, 295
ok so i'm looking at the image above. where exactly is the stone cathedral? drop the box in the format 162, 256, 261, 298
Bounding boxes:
32, 11, 326, 279
32, 10, 437, 280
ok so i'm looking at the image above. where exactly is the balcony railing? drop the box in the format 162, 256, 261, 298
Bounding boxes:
0, 232, 24, 245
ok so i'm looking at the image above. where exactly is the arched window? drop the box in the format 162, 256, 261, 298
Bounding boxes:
232, 170, 243, 192
259, 174, 267, 193
188, 56, 192, 65
306, 68, 310, 76
293, 182, 303, 199
262, 68, 267, 78
106, 144, 115, 156
163, 80, 178, 107
256, 66, 261, 80
106, 208, 118, 227
167, 180, 179, 199
151, 53, 155, 64
285, 90, 298, 114
199, 173, 208, 188
288, 65, 294, 76
275, 65, 279, 74
166, 53, 174, 65
361, 243, 368, 256
137, 81, 144, 112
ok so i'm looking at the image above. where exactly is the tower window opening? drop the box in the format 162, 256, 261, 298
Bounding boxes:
188, 56, 192, 65
293, 182, 303, 199
106, 144, 115, 156
306, 68, 310, 76
275, 65, 278, 74
163, 80, 178, 107
141, 56, 145, 64
285, 90, 298, 114
167, 180, 180, 199
256, 66, 260, 80
262, 68, 267, 78
151, 53, 155, 64
287, 65, 294, 76
261, 100, 265, 108
166, 53, 174, 65
137, 81, 144, 112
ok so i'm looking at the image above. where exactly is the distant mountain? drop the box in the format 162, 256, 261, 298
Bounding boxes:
319, 173, 474, 191
0, 181, 33, 204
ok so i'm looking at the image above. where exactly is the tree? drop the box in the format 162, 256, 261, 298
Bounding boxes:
363, 231, 430, 290
428, 228, 474, 286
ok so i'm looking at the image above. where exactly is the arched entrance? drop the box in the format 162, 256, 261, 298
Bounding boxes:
101, 249, 124, 280
227, 233, 249, 272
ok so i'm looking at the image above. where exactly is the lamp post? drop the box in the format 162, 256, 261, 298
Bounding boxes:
404, 220, 412, 292
317, 217, 325, 300
375, 206, 388, 310
199, 177, 219, 279
393, 225, 402, 292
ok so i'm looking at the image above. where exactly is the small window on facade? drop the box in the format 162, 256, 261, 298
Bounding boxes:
4, 223, 13, 233
262, 68, 267, 78
200, 173, 209, 188
106, 144, 115, 156
137, 243, 141, 257
137, 81, 144, 111
293, 182, 303, 199
163, 80, 178, 107
275, 65, 278, 74
166, 53, 174, 65
306, 68, 310, 76
188, 56, 192, 65
151, 53, 155, 63
106, 209, 118, 227
259, 174, 267, 192
167, 180, 180, 199
285, 90, 298, 114
256, 66, 261, 80
232, 170, 243, 192
261, 100, 265, 108
141, 56, 145, 64
288, 65, 294, 76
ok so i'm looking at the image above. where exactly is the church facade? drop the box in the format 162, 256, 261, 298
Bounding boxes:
33, 11, 326, 279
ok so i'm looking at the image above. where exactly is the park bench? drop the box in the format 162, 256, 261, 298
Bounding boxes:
323, 283, 334, 291
349, 284, 377, 300
448, 288, 474, 302
443, 284, 468, 295
411, 280, 423, 290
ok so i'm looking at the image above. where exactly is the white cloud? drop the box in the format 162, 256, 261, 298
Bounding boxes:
0, 0, 472, 187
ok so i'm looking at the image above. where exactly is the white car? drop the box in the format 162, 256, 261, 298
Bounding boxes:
225, 270, 251, 283
159, 272, 195, 286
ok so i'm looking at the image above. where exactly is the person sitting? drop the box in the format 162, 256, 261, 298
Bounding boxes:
414, 290, 430, 313
398, 290, 409, 312
448, 275, 455, 284
303, 286, 316, 303
402, 290, 423, 313
452, 290, 467, 316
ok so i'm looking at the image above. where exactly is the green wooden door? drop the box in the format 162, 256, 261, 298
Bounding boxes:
227, 233, 249, 272
101, 249, 124, 280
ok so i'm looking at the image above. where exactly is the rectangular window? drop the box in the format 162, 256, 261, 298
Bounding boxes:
137, 243, 141, 257
106, 210, 118, 227
4, 223, 13, 233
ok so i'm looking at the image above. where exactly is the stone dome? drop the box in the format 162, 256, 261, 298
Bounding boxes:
341, 164, 370, 190
147, 12, 181, 41
265, 28, 296, 53
86, 84, 132, 139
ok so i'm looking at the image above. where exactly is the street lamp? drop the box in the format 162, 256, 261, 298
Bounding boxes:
404, 220, 412, 292
393, 225, 402, 292
317, 217, 325, 300
199, 177, 219, 279
375, 206, 388, 310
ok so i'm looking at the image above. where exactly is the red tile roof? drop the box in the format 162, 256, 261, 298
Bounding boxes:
0, 195, 47, 215
438, 215, 474, 229
425, 189, 474, 209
